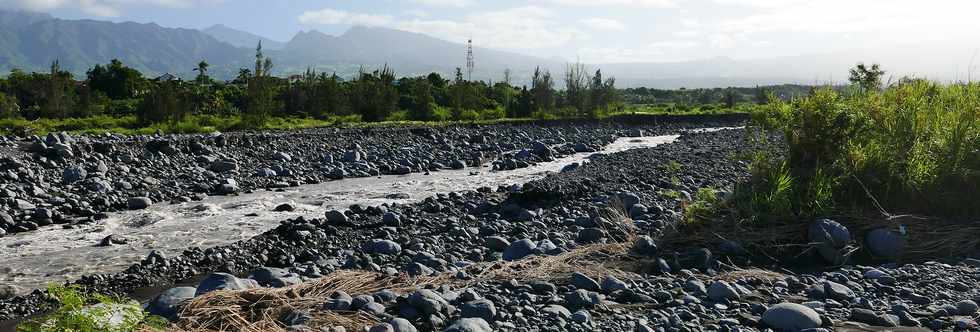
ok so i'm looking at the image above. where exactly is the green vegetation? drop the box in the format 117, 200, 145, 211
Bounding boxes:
0, 46, 638, 135
728, 64, 980, 222
616, 102, 755, 116
18, 285, 165, 332
620, 84, 813, 106
683, 187, 721, 224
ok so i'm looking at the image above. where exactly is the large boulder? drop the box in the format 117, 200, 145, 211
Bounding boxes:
147, 287, 196, 320
388, 318, 418, 332
362, 239, 402, 255
808, 219, 850, 264
127, 197, 153, 210
707, 280, 740, 301
63, 165, 87, 184
459, 299, 496, 322
195, 273, 259, 296
210, 160, 238, 172
761, 303, 822, 331
443, 318, 492, 332
407, 289, 449, 315
866, 228, 906, 260
502, 239, 537, 261
248, 267, 301, 288
325, 210, 348, 224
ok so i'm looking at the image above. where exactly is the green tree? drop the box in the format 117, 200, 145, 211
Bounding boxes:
754, 85, 770, 104
0, 91, 20, 118
530, 67, 555, 115
243, 42, 280, 127
514, 86, 533, 118
76, 85, 109, 117
491, 81, 516, 118
398, 76, 436, 121
193, 60, 210, 85
42, 60, 76, 119
137, 81, 188, 125
349, 65, 397, 122
723, 87, 737, 109
587, 69, 607, 118
563, 61, 588, 116
86, 59, 146, 100
848, 63, 885, 92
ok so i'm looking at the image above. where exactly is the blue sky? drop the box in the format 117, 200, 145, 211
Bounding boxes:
5, 0, 980, 65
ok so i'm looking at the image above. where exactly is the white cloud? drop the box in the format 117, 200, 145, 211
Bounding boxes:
298, 8, 393, 27
577, 40, 699, 63
408, 0, 473, 8
0, 0, 223, 17
403, 9, 429, 18
541, 0, 676, 7
716, 0, 980, 38
299, 5, 587, 50
579, 18, 625, 31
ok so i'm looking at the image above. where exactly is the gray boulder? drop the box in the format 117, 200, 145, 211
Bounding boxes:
632, 235, 658, 256
808, 219, 850, 264
570, 272, 600, 291
363, 239, 402, 255
601, 276, 628, 293
761, 303, 822, 331
63, 165, 87, 184
460, 299, 496, 322
388, 318, 418, 332
443, 318, 492, 332
195, 272, 259, 296
127, 197, 153, 210
502, 239, 537, 261
708, 280, 740, 301
407, 289, 449, 315
210, 160, 238, 172
325, 210, 348, 224
576, 228, 606, 244
147, 287, 196, 320
484, 236, 510, 252
866, 228, 906, 260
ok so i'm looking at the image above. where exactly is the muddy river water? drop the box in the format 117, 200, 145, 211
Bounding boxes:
0, 131, 738, 293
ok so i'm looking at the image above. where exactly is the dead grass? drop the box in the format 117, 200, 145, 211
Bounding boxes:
169, 206, 644, 332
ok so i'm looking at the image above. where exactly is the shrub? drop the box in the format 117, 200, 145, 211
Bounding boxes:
744, 81, 980, 219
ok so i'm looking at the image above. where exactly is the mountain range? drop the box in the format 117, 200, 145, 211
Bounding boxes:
0, 9, 974, 88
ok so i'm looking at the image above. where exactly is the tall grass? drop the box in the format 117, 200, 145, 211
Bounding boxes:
742, 80, 979, 220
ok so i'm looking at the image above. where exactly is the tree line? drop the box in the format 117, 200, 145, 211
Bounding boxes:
0, 43, 622, 127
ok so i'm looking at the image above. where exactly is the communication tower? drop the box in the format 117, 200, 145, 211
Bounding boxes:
466, 39, 474, 81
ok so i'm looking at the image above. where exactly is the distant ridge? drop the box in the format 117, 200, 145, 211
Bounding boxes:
202, 24, 286, 50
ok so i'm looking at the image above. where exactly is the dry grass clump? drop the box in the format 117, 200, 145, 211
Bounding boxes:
169, 206, 644, 332
174, 270, 399, 332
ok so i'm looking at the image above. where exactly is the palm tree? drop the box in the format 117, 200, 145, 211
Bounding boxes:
193, 60, 210, 84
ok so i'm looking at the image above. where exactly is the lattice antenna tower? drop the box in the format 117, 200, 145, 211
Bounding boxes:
466, 39, 475, 81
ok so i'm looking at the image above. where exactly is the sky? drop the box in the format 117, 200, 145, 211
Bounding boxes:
4, 0, 980, 65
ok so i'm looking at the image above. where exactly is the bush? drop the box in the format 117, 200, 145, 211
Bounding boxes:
479, 107, 506, 120
743, 81, 980, 219
457, 109, 480, 122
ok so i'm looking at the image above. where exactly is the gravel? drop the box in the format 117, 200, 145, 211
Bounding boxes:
5, 117, 979, 332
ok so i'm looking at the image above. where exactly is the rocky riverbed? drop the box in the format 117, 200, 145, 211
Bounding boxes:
3, 116, 978, 331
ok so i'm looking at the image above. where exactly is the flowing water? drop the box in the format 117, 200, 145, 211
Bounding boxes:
0, 134, 694, 294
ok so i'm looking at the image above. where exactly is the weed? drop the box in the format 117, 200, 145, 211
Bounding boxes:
18, 285, 166, 332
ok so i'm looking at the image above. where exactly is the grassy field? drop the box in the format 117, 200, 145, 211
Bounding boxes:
0, 104, 753, 136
